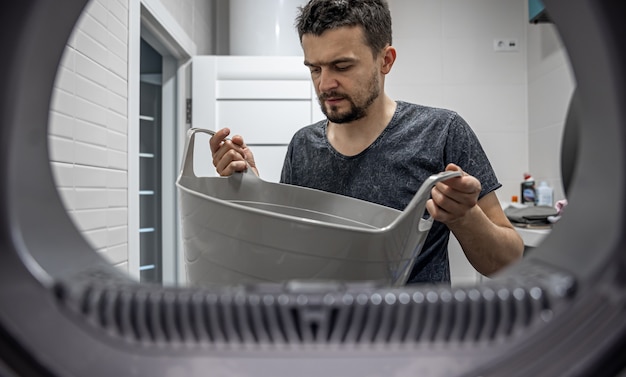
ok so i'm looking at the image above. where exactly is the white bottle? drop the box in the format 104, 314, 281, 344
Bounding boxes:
536, 181, 554, 206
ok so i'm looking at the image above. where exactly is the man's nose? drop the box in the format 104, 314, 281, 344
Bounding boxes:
318, 69, 339, 92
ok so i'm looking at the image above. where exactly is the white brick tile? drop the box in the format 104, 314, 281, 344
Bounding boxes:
107, 208, 127, 227
74, 118, 107, 146
112, 261, 128, 273
107, 169, 127, 189
107, 130, 126, 152
75, 52, 108, 88
50, 89, 76, 117
100, 242, 128, 265
54, 66, 76, 93
107, 10, 128, 44
58, 47, 76, 70
55, 187, 76, 212
108, 52, 128, 81
75, 74, 108, 108
108, 1, 128, 29
50, 162, 75, 188
83, 228, 108, 249
75, 31, 108, 66
107, 34, 128, 68
107, 110, 127, 133
74, 165, 107, 187
48, 136, 75, 163
115, 0, 128, 11
108, 91, 127, 116
108, 149, 127, 170
48, 111, 75, 139
107, 225, 128, 245
72, 208, 108, 231
73, 96, 107, 127
107, 189, 127, 207
106, 70, 127, 98
78, 13, 109, 48
86, 0, 108, 28
66, 28, 77, 49
75, 188, 109, 210
74, 141, 108, 168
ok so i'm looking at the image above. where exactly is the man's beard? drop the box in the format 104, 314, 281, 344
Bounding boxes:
318, 72, 380, 124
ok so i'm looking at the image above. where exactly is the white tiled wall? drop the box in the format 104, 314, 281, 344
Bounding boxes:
386, 0, 531, 285
387, 0, 529, 205
48, 0, 215, 274
527, 22, 575, 203
49, 0, 573, 284
49, 0, 131, 271
157, 0, 216, 54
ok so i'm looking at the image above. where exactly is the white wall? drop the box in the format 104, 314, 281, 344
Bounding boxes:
156, 0, 216, 55
48, 0, 215, 274
49, 0, 131, 271
527, 21, 574, 203
49, 0, 573, 284
386, 0, 529, 205
386, 0, 575, 285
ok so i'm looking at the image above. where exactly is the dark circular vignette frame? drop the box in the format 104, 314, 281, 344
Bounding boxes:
0, 1, 624, 376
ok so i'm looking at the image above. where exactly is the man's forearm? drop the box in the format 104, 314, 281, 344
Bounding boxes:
448, 203, 524, 277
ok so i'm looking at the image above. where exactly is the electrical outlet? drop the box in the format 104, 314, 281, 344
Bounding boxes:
493, 38, 519, 52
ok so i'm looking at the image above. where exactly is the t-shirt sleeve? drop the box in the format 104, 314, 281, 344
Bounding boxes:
279, 141, 294, 184
445, 113, 501, 199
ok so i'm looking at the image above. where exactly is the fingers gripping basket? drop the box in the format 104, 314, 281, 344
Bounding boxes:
176, 128, 460, 286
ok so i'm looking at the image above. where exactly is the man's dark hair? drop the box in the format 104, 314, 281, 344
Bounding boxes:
295, 0, 393, 57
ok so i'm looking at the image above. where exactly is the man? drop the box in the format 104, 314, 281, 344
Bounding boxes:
210, 0, 524, 284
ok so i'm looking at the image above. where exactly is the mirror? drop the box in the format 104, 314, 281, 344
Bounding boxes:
47, 0, 575, 287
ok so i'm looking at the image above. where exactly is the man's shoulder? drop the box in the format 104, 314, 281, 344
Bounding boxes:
290, 120, 326, 144
293, 119, 325, 135
396, 101, 459, 123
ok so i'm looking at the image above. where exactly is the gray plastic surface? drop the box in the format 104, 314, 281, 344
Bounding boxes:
177, 128, 461, 286
0, 0, 625, 376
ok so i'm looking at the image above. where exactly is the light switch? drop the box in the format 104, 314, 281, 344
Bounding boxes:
493, 38, 519, 52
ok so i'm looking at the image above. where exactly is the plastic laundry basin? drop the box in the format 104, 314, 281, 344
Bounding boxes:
176, 128, 460, 286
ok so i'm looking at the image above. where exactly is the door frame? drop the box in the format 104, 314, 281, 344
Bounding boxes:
128, 0, 195, 285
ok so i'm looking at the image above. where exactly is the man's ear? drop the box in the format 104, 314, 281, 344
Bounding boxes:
380, 45, 396, 74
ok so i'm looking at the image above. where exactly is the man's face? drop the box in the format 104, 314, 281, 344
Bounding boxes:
302, 26, 383, 123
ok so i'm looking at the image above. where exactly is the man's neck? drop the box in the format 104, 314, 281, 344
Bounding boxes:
327, 95, 397, 156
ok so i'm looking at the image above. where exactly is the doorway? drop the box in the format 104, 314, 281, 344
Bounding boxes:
139, 39, 163, 283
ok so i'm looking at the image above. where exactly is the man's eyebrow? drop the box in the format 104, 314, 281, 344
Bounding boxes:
304, 57, 357, 67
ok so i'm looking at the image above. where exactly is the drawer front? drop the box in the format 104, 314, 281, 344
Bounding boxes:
251, 146, 289, 183
217, 100, 312, 144
216, 80, 311, 99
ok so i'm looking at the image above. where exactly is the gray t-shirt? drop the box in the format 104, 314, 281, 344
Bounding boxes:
280, 101, 501, 284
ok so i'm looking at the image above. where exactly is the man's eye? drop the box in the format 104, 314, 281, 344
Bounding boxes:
309, 67, 321, 74
336, 65, 350, 71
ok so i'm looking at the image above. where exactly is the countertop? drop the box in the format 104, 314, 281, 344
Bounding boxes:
515, 226, 551, 247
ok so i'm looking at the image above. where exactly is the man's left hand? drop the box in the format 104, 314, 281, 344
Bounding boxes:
426, 163, 482, 225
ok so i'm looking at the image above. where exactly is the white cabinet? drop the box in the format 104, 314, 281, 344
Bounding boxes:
216, 100, 311, 144
191, 56, 323, 181
449, 227, 552, 287
448, 234, 482, 287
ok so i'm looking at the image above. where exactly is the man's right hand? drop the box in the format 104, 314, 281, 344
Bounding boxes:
209, 127, 259, 176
